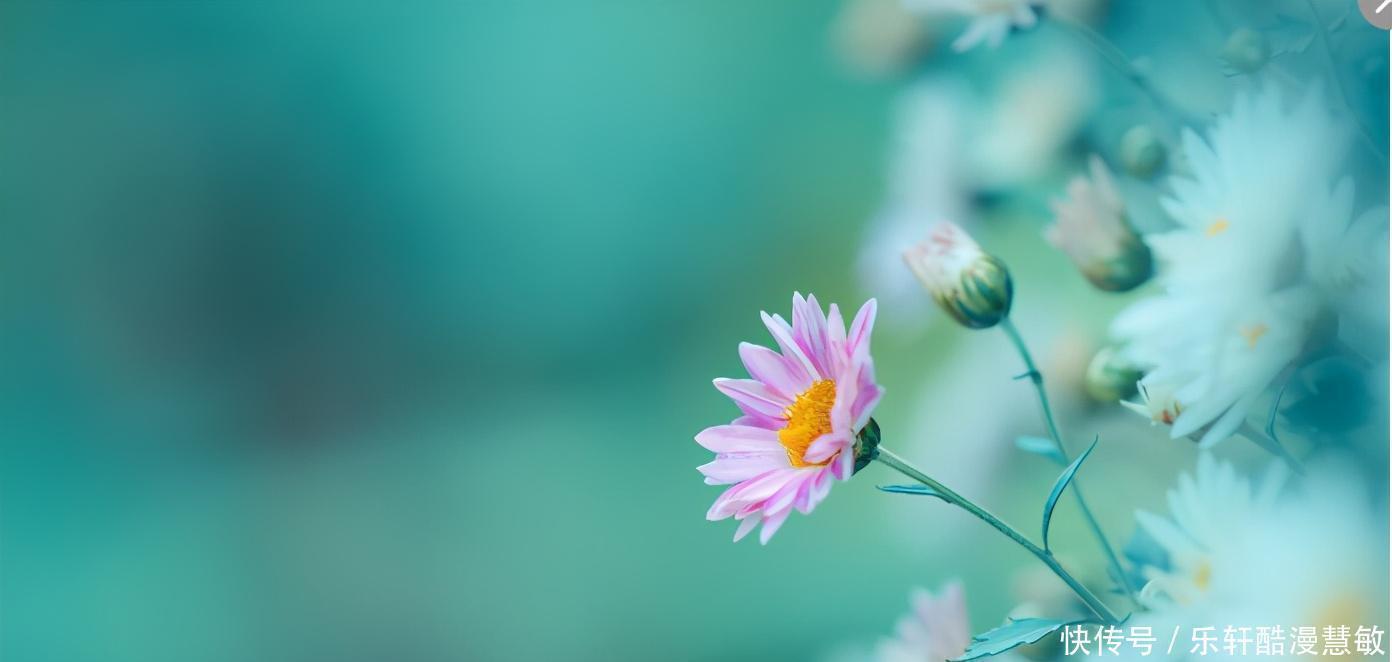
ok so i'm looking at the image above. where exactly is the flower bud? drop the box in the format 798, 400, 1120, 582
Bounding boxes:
1221, 27, 1269, 74
903, 221, 1014, 329
1046, 156, 1154, 292
1119, 125, 1166, 178
1084, 346, 1143, 403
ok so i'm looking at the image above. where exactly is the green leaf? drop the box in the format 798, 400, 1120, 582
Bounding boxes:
1015, 436, 1066, 465
1041, 437, 1098, 552
951, 618, 1073, 661
877, 484, 948, 502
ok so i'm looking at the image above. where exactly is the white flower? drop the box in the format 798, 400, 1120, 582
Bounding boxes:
904, 0, 1043, 52
1131, 455, 1386, 645
1299, 177, 1388, 301
876, 583, 973, 662
833, 0, 929, 77
1047, 155, 1153, 291
1117, 287, 1320, 446
1111, 87, 1383, 448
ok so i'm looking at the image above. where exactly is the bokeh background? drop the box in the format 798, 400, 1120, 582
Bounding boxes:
0, 2, 1386, 661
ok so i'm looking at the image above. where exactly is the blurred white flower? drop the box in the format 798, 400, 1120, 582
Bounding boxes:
1116, 287, 1320, 447
858, 80, 972, 325
877, 583, 972, 662
1131, 455, 1387, 646
1047, 155, 1153, 292
1112, 88, 1385, 447
833, 0, 929, 77
904, 0, 1043, 52
968, 45, 1096, 187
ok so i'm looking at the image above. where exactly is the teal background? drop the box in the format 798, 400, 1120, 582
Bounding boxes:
0, 2, 1385, 661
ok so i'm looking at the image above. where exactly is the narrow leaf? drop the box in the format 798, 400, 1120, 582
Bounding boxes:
1015, 436, 1066, 465
1041, 437, 1098, 552
1264, 379, 1290, 441
877, 484, 948, 502
951, 618, 1073, 661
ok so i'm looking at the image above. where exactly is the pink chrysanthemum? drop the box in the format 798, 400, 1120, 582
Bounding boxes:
696, 293, 883, 544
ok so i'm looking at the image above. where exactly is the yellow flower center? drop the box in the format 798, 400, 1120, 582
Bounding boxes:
1205, 218, 1230, 236
778, 380, 837, 468
1193, 560, 1212, 592
1240, 323, 1269, 348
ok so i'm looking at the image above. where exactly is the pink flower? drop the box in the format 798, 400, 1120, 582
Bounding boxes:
697, 293, 883, 544
876, 582, 973, 662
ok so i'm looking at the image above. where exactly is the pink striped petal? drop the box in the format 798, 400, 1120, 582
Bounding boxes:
825, 303, 848, 374
759, 508, 792, 544
761, 311, 822, 382
713, 378, 790, 419
694, 425, 781, 453
803, 431, 849, 465
706, 469, 796, 520
792, 292, 831, 377
847, 299, 878, 361
739, 342, 812, 398
699, 451, 788, 484
733, 514, 761, 542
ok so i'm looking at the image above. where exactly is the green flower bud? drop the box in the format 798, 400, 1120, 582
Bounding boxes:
1120, 125, 1166, 179
904, 222, 1014, 329
1084, 346, 1143, 403
1221, 27, 1269, 74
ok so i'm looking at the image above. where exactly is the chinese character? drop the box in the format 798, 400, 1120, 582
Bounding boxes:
1130, 625, 1156, 656
1098, 625, 1124, 656
1223, 626, 1252, 656
1190, 626, 1218, 656
1323, 625, 1351, 656
1355, 626, 1385, 656
1255, 625, 1286, 656
1062, 624, 1095, 657
1291, 626, 1318, 655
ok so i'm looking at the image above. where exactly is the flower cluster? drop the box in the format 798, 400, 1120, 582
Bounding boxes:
690, 5, 1387, 662
1112, 89, 1386, 448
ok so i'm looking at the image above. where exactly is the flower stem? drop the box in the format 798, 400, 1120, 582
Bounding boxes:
874, 446, 1121, 625
1049, 15, 1197, 130
1000, 317, 1138, 603
1302, 0, 1387, 162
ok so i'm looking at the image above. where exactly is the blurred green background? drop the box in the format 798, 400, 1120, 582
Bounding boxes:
0, 2, 1384, 661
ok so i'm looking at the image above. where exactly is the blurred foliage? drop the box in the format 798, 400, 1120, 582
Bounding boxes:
0, 2, 1384, 662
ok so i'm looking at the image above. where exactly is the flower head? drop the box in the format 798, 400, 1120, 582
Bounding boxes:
697, 293, 883, 544
904, 221, 1013, 329
1110, 88, 1367, 448
1131, 455, 1385, 632
876, 582, 973, 662
905, 0, 1043, 52
1047, 156, 1153, 292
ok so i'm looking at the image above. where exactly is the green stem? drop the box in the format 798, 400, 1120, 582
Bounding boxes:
1050, 15, 1197, 130
874, 446, 1121, 625
1000, 317, 1138, 603
1302, 0, 1387, 162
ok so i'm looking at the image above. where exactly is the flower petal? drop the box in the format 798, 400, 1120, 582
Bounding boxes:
713, 378, 790, 419
739, 342, 812, 399
694, 424, 781, 453
762, 311, 822, 381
